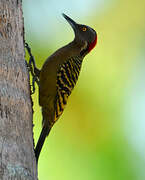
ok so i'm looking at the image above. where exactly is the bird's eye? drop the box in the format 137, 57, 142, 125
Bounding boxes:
82, 27, 87, 31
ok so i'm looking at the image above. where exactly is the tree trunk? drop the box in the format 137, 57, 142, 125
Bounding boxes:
0, 0, 37, 179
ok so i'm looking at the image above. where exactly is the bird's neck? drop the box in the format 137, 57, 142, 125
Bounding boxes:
52, 40, 87, 67
68, 39, 89, 57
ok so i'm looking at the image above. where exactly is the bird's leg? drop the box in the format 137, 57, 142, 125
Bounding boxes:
25, 42, 40, 78
25, 43, 40, 94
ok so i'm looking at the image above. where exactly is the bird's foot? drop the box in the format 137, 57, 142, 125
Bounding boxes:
25, 42, 40, 93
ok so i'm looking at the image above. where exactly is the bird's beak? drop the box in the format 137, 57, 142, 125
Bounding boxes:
62, 13, 78, 31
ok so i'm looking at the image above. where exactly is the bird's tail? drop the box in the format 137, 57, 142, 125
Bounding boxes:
35, 125, 51, 163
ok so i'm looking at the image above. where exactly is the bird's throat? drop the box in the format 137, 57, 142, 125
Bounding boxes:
80, 36, 97, 56
88, 36, 97, 53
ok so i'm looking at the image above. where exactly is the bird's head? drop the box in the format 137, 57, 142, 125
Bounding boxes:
62, 13, 97, 55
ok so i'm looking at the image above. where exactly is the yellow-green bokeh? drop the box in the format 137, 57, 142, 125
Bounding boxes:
23, 0, 145, 179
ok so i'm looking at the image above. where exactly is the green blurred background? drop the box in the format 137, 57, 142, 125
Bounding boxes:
23, 0, 145, 179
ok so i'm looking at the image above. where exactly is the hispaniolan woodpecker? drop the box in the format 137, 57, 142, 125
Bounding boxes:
27, 14, 97, 162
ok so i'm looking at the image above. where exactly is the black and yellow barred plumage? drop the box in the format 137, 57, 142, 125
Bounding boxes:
55, 56, 83, 121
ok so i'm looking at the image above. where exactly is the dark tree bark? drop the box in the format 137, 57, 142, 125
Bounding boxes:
0, 0, 37, 179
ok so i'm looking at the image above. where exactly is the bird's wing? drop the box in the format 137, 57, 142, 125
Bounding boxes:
54, 56, 83, 121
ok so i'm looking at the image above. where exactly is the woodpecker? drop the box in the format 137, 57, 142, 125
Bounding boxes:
26, 14, 97, 162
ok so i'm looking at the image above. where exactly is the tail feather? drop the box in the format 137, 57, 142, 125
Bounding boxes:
35, 126, 51, 163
